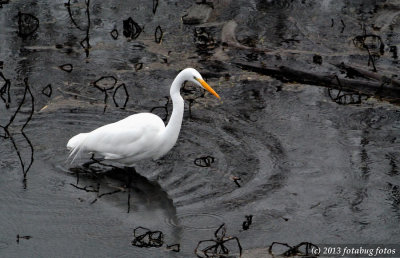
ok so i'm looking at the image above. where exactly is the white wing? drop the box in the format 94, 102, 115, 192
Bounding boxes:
67, 113, 165, 162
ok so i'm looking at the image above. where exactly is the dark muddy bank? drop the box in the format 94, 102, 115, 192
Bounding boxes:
1, 0, 399, 257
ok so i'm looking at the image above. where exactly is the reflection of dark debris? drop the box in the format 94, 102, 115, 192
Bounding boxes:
92, 75, 118, 113
269, 242, 319, 257
16, 235, 32, 243
112, 83, 129, 109
70, 182, 99, 193
166, 244, 180, 252
389, 46, 398, 59
195, 224, 242, 258
194, 155, 215, 167
0, 71, 11, 108
385, 153, 399, 176
65, 0, 91, 57
123, 17, 142, 40
313, 54, 322, 65
69, 163, 134, 212
110, 29, 118, 40
182, 3, 212, 25
387, 183, 400, 205
0, 0, 10, 8
59, 64, 73, 73
0, 61, 3, 69
135, 62, 143, 71
155, 25, 163, 44
150, 96, 170, 122
153, 0, 159, 14
132, 227, 164, 248
93, 75, 117, 91
41, 84, 52, 97
194, 27, 216, 55
17, 12, 39, 38
0, 78, 35, 188
242, 215, 253, 230
182, 82, 206, 118
340, 19, 345, 33
65, 0, 87, 31
231, 176, 241, 187
328, 76, 367, 105
353, 27, 384, 72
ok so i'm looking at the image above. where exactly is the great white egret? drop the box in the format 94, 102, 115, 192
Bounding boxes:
67, 68, 220, 166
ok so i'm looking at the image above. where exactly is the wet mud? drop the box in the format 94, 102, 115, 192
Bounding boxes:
1, 0, 400, 257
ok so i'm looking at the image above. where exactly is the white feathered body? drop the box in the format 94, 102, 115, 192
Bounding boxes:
66, 68, 219, 167
67, 113, 173, 166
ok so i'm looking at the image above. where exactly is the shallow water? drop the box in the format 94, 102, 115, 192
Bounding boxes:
1, 0, 400, 257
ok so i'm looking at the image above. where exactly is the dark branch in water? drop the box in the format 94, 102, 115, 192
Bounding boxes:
0, 78, 34, 186
235, 62, 400, 104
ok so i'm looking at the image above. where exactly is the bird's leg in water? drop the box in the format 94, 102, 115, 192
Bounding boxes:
82, 154, 105, 168
126, 166, 136, 213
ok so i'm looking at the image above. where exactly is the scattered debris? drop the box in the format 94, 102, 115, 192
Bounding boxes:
231, 176, 241, 187
0, 71, 11, 108
242, 215, 253, 230
132, 227, 164, 248
195, 224, 242, 258
328, 76, 367, 105
41, 84, 52, 97
65, 0, 91, 57
150, 96, 170, 122
0, 78, 34, 188
152, 0, 159, 14
59, 64, 73, 73
123, 17, 142, 40
110, 29, 118, 40
182, 3, 212, 25
112, 83, 129, 109
16, 235, 32, 243
18, 12, 39, 38
166, 244, 180, 252
134, 62, 143, 71
0, 0, 10, 8
313, 54, 322, 65
194, 156, 215, 167
155, 25, 163, 44
92, 75, 118, 113
269, 241, 318, 257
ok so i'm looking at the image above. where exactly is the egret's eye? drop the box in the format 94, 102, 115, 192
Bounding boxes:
193, 76, 197, 80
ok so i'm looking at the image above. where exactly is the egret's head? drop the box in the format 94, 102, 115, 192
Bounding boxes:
185, 68, 220, 99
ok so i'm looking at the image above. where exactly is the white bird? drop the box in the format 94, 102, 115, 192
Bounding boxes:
67, 68, 220, 166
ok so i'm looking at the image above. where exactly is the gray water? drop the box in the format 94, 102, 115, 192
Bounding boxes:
1, 0, 400, 257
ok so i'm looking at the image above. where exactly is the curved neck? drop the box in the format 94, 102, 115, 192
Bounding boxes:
160, 74, 185, 150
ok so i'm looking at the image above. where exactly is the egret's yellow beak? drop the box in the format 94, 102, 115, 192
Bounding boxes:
196, 78, 221, 99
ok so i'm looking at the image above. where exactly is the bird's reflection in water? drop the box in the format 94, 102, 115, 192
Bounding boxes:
69, 161, 177, 218
68, 161, 184, 250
